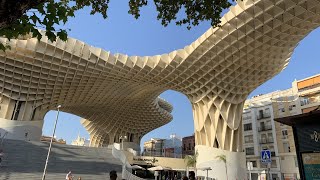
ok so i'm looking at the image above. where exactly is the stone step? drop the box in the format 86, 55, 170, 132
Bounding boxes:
0, 139, 122, 180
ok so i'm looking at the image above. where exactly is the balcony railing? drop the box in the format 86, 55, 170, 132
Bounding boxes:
260, 138, 274, 144
258, 125, 273, 132
257, 112, 271, 120
243, 116, 252, 120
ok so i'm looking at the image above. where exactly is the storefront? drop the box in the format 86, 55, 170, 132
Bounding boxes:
275, 110, 320, 180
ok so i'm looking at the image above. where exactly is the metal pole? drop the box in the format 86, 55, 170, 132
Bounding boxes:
122, 137, 124, 150
42, 105, 61, 180
206, 170, 208, 180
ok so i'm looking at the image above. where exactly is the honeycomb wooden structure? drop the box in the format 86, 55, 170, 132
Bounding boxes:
0, 0, 319, 149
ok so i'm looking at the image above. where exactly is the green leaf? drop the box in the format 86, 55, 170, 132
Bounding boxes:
57, 30, 68, 41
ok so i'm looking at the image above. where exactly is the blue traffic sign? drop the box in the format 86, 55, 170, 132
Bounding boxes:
261, 150, 271, 164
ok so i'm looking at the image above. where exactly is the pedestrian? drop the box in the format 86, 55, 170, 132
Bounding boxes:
66, 171, 74, 180
0, 149, 4, 167
109, 170, 117, 180
25, 132, 28, 140
189, 171, 195, 180
182, 176, 188, 180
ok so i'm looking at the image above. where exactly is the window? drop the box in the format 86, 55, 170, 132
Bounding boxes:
265, 108, 271, 117
279, 108, 285, 112
247, 161, 257, 167
188, 143, 191, 150
243, 114, 252, 120
300, 98, 310, 106
271, 160, 277, 168
258, 110, 264, 119
294, 157, 298, 167
282, 130, 288, 139
244, 135, 253, 143
268, 133, 273, 143
272, 174, 279, 180
244, 123, 252, 131
289, 105, 296, 111
283, 142, 291, 153
245, 147, 254, 155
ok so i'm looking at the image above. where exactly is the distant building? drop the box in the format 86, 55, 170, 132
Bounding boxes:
40, 135, 66, 144
143, 138, 164, 157
143, 134, 183, 158
182, 135, 195, 157
163, 134, 182, 158
71, 134, 90, 146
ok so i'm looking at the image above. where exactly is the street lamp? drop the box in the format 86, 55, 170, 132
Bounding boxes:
198, 167, 212, 180
42, 105, 61, 180
119, 135, 127, 150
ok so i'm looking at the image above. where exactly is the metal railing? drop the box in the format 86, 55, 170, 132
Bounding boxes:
112, 144, 146, 180
257, 114, 271, 120
123, 169, 146, 180
258, 125, 273, 132
260, 138, 274, 144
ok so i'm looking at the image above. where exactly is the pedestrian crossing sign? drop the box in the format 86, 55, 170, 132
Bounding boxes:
261, 150, 272, 164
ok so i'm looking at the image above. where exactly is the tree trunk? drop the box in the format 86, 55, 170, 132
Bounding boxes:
0, 0, 46, 29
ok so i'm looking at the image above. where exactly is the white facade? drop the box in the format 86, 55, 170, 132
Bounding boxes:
71, 134, 90, 146
243, 98, 282, 180
243, 89, 301, 180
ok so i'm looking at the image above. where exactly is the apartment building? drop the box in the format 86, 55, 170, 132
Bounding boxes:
243, 95, 282, 180
243, 74, 320, 180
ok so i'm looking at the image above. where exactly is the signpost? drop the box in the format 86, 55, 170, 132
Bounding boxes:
261, 150, 272, 164
261, 150, 272, 180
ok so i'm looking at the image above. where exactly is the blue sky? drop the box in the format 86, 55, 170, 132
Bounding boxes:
42, 1, 320, 145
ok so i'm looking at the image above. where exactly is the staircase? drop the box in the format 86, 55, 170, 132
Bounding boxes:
0, 139, 122, 180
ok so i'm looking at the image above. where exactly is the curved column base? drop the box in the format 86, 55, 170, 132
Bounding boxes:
196, 145, 247, 180
0, 118, 43, 141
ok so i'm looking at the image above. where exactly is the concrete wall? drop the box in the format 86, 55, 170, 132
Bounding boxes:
0, 118, 43, 141
196, 145, 247, 180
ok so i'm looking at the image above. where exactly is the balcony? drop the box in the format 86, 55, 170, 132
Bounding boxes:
258, 125, 273, 132
257, 113, 271, 120
260, 138, 274, 144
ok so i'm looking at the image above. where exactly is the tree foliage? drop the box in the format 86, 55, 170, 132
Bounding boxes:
0, 0, 236, 50
215, 154, 228, 180
184, 150, 198, 168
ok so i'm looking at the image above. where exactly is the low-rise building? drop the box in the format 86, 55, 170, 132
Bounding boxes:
71, 134, 90, 146
182, 135, 195, 158
143, 138, 165, 157
40, 135, 66, 144
143, 134, 183, 157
